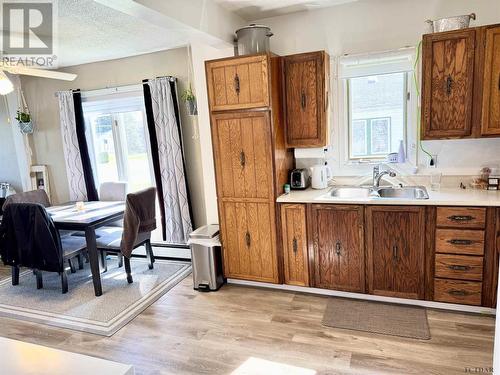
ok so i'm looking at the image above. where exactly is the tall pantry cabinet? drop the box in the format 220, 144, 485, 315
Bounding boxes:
206, 54, 293, 283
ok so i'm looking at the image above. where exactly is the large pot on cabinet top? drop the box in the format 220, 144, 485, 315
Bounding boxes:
235, 24, 273, 56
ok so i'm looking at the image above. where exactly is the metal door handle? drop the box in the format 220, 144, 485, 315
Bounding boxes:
446, 76, 453, 95
447, 239, 473, 245
292, 238, 298, 254
448, 215, 474, 222
392, 245, 398, 261
301, 92, 306, 110
335, 241, 341, 256
448, 265, 471, 271
245, 231, 251, 248
449, 289, 467, 297
234, 74, 240, 95
239, 150, 246, 167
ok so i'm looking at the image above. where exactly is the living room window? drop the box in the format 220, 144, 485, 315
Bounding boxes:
338, 49, 416, 165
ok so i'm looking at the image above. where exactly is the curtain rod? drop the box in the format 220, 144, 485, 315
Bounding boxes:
54, 76, 177, 97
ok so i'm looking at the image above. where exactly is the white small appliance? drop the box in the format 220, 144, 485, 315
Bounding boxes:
310, 164, 331, 189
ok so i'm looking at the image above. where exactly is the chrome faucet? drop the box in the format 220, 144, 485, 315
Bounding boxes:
373, 165, 396, 188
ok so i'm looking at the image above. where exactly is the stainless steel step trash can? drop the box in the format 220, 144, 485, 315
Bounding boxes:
188, 225, 224, 292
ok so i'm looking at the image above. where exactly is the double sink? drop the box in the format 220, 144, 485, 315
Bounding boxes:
320, 185, 430, 200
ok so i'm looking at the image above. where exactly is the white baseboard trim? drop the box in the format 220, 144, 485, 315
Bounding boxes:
227, 279, 496, 315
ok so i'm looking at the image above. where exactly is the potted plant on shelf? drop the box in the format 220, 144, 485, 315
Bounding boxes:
181, 86, 198, 116
15, 108, 33, 134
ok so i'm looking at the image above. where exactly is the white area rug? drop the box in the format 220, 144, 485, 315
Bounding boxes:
0, 259, 191, 336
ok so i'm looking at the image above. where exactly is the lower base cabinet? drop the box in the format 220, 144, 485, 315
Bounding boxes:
310, 205, 365, 292
220, 201, 279, 283
366, 206, 426, 300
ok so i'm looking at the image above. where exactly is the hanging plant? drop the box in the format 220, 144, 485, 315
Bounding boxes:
16, 90, 34, 134
181, 86, 198, 116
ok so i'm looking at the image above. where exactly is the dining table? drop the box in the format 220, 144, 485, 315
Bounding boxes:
47, 201, 125, 297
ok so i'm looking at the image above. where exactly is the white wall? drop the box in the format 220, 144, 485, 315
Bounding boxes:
255, 0, 500, 176
20, 47, 207, 228
0, 99, 22, 192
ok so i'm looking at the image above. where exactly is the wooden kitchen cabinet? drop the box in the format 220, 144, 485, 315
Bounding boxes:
283, 51, 329, 148
481, 25, 500, 136
421, 29, 476, 139
310, 205, 365, 292
211, 111, 274, 200
206, 54, 270, 111
366, 206, 426, 299
280, 204, 309, 286
220, 201, 278, 283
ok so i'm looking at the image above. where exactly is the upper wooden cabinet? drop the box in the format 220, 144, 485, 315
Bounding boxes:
280, 204, 309, 287
283, 51, 330, 148
421, 23, 500, 140
366, 206, 426, 300
310, 204, 365, 293
481, 25, 500, 136
211, 111, 274, 200
206, 54, 270, 111
421, 29, 476, 139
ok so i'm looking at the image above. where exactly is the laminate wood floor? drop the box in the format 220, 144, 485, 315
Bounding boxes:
0, 275, 494, 375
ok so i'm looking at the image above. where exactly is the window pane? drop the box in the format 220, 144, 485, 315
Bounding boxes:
89, 114, 119, 183
119, 111, 153, 192
348, 72, 406, 159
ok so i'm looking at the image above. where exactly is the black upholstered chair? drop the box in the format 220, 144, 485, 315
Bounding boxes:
0, 203, 87, 293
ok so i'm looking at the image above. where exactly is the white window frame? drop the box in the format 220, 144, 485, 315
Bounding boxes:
330, 48, 418, 176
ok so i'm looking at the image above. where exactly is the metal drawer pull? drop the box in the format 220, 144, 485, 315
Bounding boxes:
448, 289, 468, 297
245, 232, 251, 248
392, 245, 398, 261
446, 75, 453, 95
301, 92, 306, 110
335, 241, 341, 256
447, 215, 474, 222
448, 265, 471, 271
292, 238, 298, 254
447, 239, 473, 245
239, 150, 246, 167
234, 74, 240, 95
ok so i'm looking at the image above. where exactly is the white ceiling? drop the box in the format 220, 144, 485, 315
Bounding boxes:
56, 0, 195, 67
213, 0, 358, 20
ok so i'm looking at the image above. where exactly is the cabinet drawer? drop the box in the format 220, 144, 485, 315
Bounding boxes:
435, 254, 483, 281
434, 279, 482, 306
436, 207, 486, 229
435, 229, 485, 255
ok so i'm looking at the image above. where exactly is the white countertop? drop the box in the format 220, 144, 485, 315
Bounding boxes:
277, 187, 500, 206
0, 337, 134, 375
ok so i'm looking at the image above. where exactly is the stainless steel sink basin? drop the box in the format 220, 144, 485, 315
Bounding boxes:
376, 186, 429, 199
321, 185, 429, 200
329, 187, 372, 198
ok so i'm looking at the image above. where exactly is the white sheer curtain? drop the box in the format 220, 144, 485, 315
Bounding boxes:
57, 91, 87, 201
148, 78, 192, 243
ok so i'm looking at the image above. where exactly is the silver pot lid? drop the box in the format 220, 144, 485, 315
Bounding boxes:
235, 23, 272, 34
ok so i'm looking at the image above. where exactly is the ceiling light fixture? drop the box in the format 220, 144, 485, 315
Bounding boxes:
0, 71, 14, 95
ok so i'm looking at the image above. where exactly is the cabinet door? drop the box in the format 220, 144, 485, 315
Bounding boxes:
206, 55, 269, 111
481, 26, 500, 136
283, 51, 329, 148
281, 204, 309, 286
211, 112, 274, 199
366, 206, 425, 299
422, 30, 476, 139
220, 201, 278, 283
310, 205, 365, 292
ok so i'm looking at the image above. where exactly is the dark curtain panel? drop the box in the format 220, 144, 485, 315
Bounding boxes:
142, 78, 194, 242
143, 80, 167, 240
72, 91, 99, 201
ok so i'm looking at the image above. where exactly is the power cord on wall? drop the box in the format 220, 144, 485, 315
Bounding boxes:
413, 40, 435, 167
